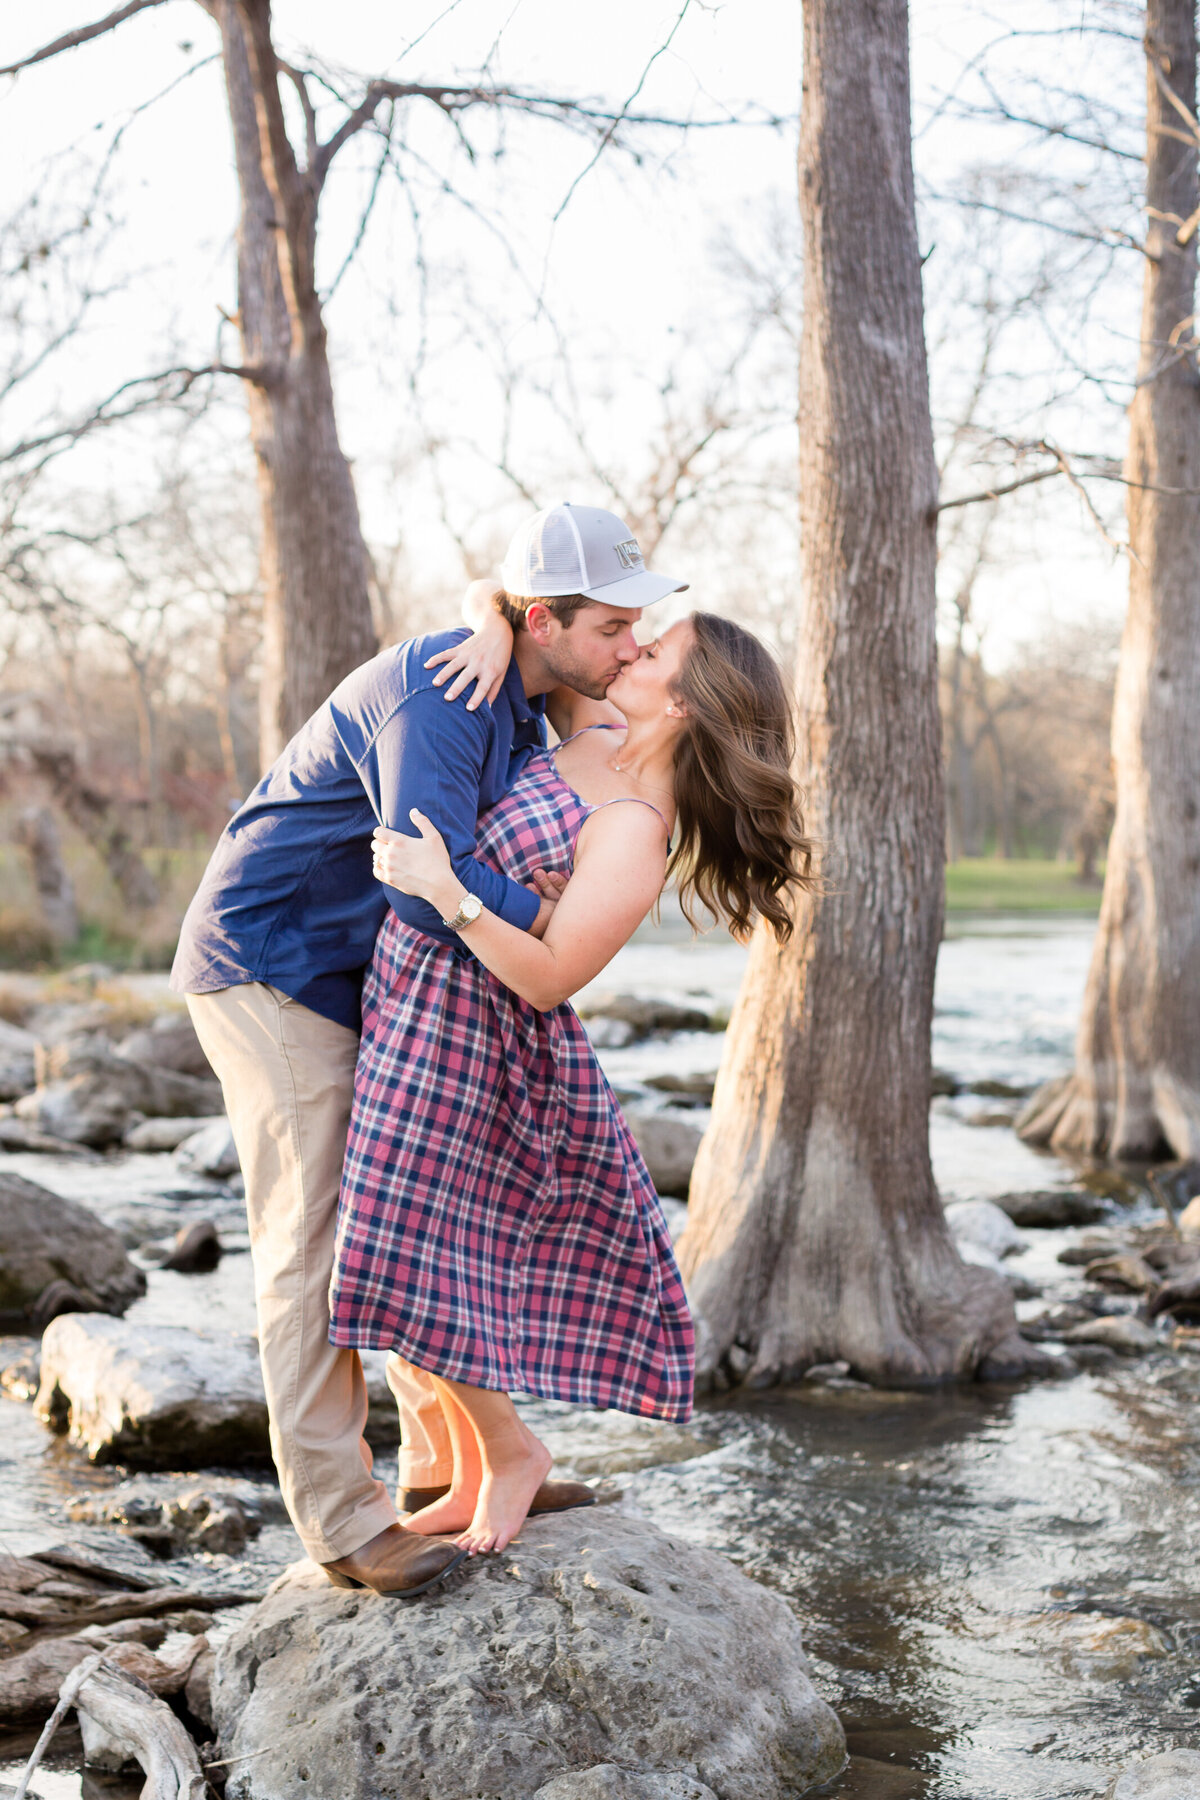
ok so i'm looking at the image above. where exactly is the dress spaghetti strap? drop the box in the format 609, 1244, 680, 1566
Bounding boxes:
585, 795, 672, 836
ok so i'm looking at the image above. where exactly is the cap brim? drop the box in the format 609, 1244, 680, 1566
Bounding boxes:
579, 570, 689, 607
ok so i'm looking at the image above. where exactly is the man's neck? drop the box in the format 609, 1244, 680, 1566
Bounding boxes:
512, 632, 554, 698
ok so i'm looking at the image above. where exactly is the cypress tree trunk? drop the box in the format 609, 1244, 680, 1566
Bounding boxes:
213, 0, 378, 769
1019, 0, 1200, 1162
679, 0, 1032, 1387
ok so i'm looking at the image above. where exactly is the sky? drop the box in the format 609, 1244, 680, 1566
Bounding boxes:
1, 0, 1146, 665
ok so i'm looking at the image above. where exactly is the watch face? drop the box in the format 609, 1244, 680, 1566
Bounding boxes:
462, 895, 483, 921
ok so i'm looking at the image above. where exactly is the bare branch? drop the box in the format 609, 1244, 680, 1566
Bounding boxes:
0, 0, 170, 78
312, 76, 780, 188
2, 361, 271, 471
551, 0, 694, 223
923, 188, 1152, 259
936, 467, 1065, 512
279, 60, 319, 173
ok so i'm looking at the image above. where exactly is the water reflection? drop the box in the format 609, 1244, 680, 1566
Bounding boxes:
623, 1364, 1200, 1798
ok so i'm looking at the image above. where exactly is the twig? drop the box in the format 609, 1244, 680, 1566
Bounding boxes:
12, 1652, 106, 1800
205, 1724, 317, 1768
0, 0, 169, 76
551, 0, 695, 224
936, 467, 1064, 511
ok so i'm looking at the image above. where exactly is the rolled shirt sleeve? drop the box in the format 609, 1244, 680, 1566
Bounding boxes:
360, 687, 541, 947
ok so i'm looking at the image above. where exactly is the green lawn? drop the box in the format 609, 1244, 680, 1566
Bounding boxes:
945, 858, 1103, 914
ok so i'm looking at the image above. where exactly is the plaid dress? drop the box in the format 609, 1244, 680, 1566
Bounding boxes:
328, 728, 695, 1422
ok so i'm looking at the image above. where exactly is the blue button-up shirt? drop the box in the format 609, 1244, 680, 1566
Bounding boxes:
170, 629, 546, 1031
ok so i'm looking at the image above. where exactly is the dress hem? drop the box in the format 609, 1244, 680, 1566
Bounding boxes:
328, 1324, 694, 1425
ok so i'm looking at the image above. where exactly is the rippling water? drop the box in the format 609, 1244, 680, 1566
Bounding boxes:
6, 914, 1199, 1799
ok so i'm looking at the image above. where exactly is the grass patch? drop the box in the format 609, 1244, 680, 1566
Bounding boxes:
946, 858, 1103, 913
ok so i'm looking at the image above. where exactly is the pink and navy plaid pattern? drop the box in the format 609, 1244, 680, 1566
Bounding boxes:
329, 729, 695, 1422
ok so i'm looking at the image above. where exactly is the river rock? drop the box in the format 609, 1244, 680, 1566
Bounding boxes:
125, 1115, 225, 1152
115, 1011, 213, 1078
1149, 1268, 1200, 1321
1178, 1197, 1200, 1238
35, 1315, 270, 1467
969, 1078, 1033, 1099
577, 992, 717, 1040
1062, 1315, 1159, 1356
24, 998, 119, 1046
1084, 1252, 1158, 1294
211, 1508, 846, 1800
1109, 1749, 1200, 1799
944, 1199, 1026, 1260
992, 1188, 1108, 1228
162, 1220, 222, 1273
66, 1481, 267, 1555
584, 1016, 638, 1049
175, 1118, 240, 1178
1019, 1303, 1094, 1342
0, 1017, 37, 1099
0, 1172, 145, 1327
15, 1034, 223, 1146
534, 1773, 718, 1800
620, 1103, 705, 1198
1057, 1231, 1123, 1266
646, 1070, 718, 1107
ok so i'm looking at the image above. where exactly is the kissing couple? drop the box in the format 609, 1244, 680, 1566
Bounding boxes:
173, 502, 811, 1597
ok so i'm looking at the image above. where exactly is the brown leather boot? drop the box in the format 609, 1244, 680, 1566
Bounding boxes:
321, 1524, 467, 1597
398, 1478, 598, 1517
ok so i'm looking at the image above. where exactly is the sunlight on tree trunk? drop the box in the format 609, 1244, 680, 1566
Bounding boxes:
679, 0, 1033, 1389
1019, 0, 1200, 1162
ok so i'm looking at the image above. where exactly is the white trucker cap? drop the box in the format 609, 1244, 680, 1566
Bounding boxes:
500, 502, 688, 608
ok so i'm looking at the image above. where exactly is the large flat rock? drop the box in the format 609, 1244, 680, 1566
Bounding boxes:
35, 1315, 270, 1468
0, 1172, 145, 1326
33, 1316, 407, 1467
212, 1508, 845, 1800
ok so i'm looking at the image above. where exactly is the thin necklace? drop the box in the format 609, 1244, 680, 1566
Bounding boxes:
611, 757, 673, 798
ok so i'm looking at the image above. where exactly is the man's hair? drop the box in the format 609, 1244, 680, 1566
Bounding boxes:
497, 591, 593, 633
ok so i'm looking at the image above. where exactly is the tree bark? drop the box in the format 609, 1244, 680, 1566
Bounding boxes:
212, 0, 378, 769
14, 806, 78, 944
678, 0, 1030, 1388
1019, 0, 1200, 1161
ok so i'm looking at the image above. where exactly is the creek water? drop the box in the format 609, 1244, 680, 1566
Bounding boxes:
3, 913, 1199, 1799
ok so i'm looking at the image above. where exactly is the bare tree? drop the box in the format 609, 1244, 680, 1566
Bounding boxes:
678, 0, 1032, 1388
1020, 0, 1200, 1160
4, 0, 733, 765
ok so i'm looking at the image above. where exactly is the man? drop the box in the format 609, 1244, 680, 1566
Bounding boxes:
172, 502, 686, 1596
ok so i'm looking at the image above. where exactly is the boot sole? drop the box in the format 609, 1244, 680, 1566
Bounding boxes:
323, 1545, 470, 1598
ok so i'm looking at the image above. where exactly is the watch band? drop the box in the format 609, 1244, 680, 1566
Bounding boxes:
443, 893, 484, 931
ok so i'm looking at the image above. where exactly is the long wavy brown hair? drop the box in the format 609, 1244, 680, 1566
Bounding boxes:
668, 613, 813, 943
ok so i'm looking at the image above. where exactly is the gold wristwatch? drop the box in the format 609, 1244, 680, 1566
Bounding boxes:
443, 893, 484, 931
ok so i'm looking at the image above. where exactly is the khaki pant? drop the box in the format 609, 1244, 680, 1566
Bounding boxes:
187, 983, 453, 1561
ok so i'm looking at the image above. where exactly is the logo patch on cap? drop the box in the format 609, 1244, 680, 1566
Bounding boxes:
614, 539, 644, 570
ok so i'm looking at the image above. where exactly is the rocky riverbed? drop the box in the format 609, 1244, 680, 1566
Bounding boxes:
1, 914, 1200, 1798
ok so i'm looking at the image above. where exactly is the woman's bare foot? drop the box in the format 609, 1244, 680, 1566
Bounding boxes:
457, 1424, 553, 1555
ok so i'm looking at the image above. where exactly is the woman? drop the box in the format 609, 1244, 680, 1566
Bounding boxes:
329, 607, 812, 1557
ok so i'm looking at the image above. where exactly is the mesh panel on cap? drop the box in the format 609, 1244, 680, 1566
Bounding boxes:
527, 511, 585, 585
